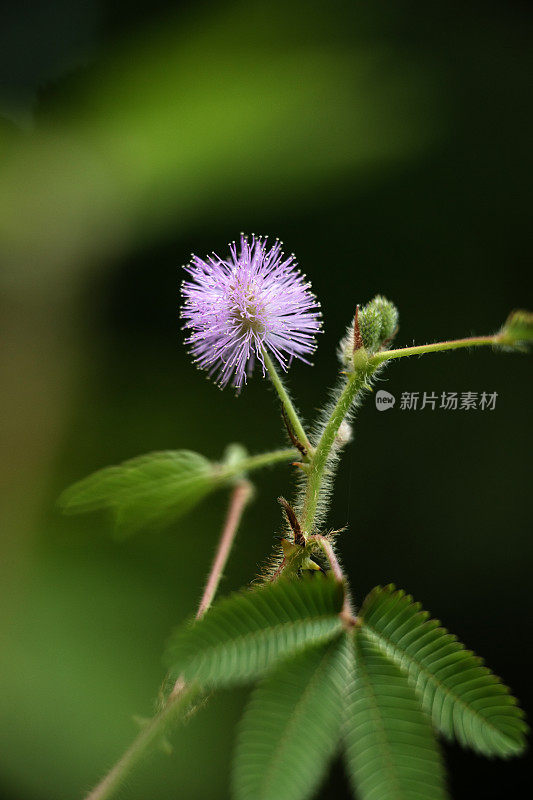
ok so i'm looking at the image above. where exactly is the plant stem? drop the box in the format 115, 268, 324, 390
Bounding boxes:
300, 369, 371, 536
84, 481, 252, 800
85, 683, 198, 800
262, 350, 313, 455
370, 334, 501, 364
310, 536, 343, 581
220, 447, 299, 481
310, 535, 354, 619
196, 480, 252, 618
300, 332, 504, 537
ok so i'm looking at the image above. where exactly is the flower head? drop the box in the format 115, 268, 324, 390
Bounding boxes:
181, 235, 321, 390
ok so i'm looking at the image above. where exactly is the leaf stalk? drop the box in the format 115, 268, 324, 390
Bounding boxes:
262, 350, 313, 457
196, 480, 252, 618
370, 333, 502, 364
85, 480, 253, 800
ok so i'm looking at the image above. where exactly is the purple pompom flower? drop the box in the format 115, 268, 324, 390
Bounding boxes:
181, 235, 322, 390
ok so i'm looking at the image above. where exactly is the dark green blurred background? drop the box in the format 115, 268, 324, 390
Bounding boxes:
1, 1, 531, 798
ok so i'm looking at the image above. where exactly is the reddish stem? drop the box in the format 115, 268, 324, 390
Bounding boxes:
196, 480, 252, 619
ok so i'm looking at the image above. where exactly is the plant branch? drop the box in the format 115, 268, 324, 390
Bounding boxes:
370, 333, 502, 365
300, 368, 372, 536
310, 536, 343, 581
262, 350, 313, 456
299, 331, 507, 538
220, 447, 299, 480
310, 535, 354, 620
84, 481, 252, 800
85, 683, 198, 800
196, 480, 253, 618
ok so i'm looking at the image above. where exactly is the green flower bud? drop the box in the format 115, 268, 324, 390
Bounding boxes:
338, 295, 399, 368
369, 295, 399, 347
499, 309, 533, 350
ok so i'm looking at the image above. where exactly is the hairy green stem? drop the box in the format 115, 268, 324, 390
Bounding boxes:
300, 369, 371, 536
219, 447, 299, 480
370, 334, 502, 365
262, 350, 313, 455
85, 683, 198, 800
300, 332, 505, 537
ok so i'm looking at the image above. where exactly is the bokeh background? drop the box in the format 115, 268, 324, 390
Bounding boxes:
1, 1, 531, 798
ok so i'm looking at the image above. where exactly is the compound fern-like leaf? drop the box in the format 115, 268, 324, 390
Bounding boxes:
344, 631, 449, 800
165, 576, 345, 689
59, 450, 216, 535
360, 585, 527, 757
233, 634, 350, 800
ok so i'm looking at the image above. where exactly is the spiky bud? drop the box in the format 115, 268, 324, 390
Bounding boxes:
362, 295, 399, 351
338, 295, 399, 368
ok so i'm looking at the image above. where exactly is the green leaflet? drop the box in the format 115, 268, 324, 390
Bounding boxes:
360, 585, 528, 757
58, 450, 216, 536
233, 635, 351, 800
344, 631, 449, 800
164, 576, 345, 689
